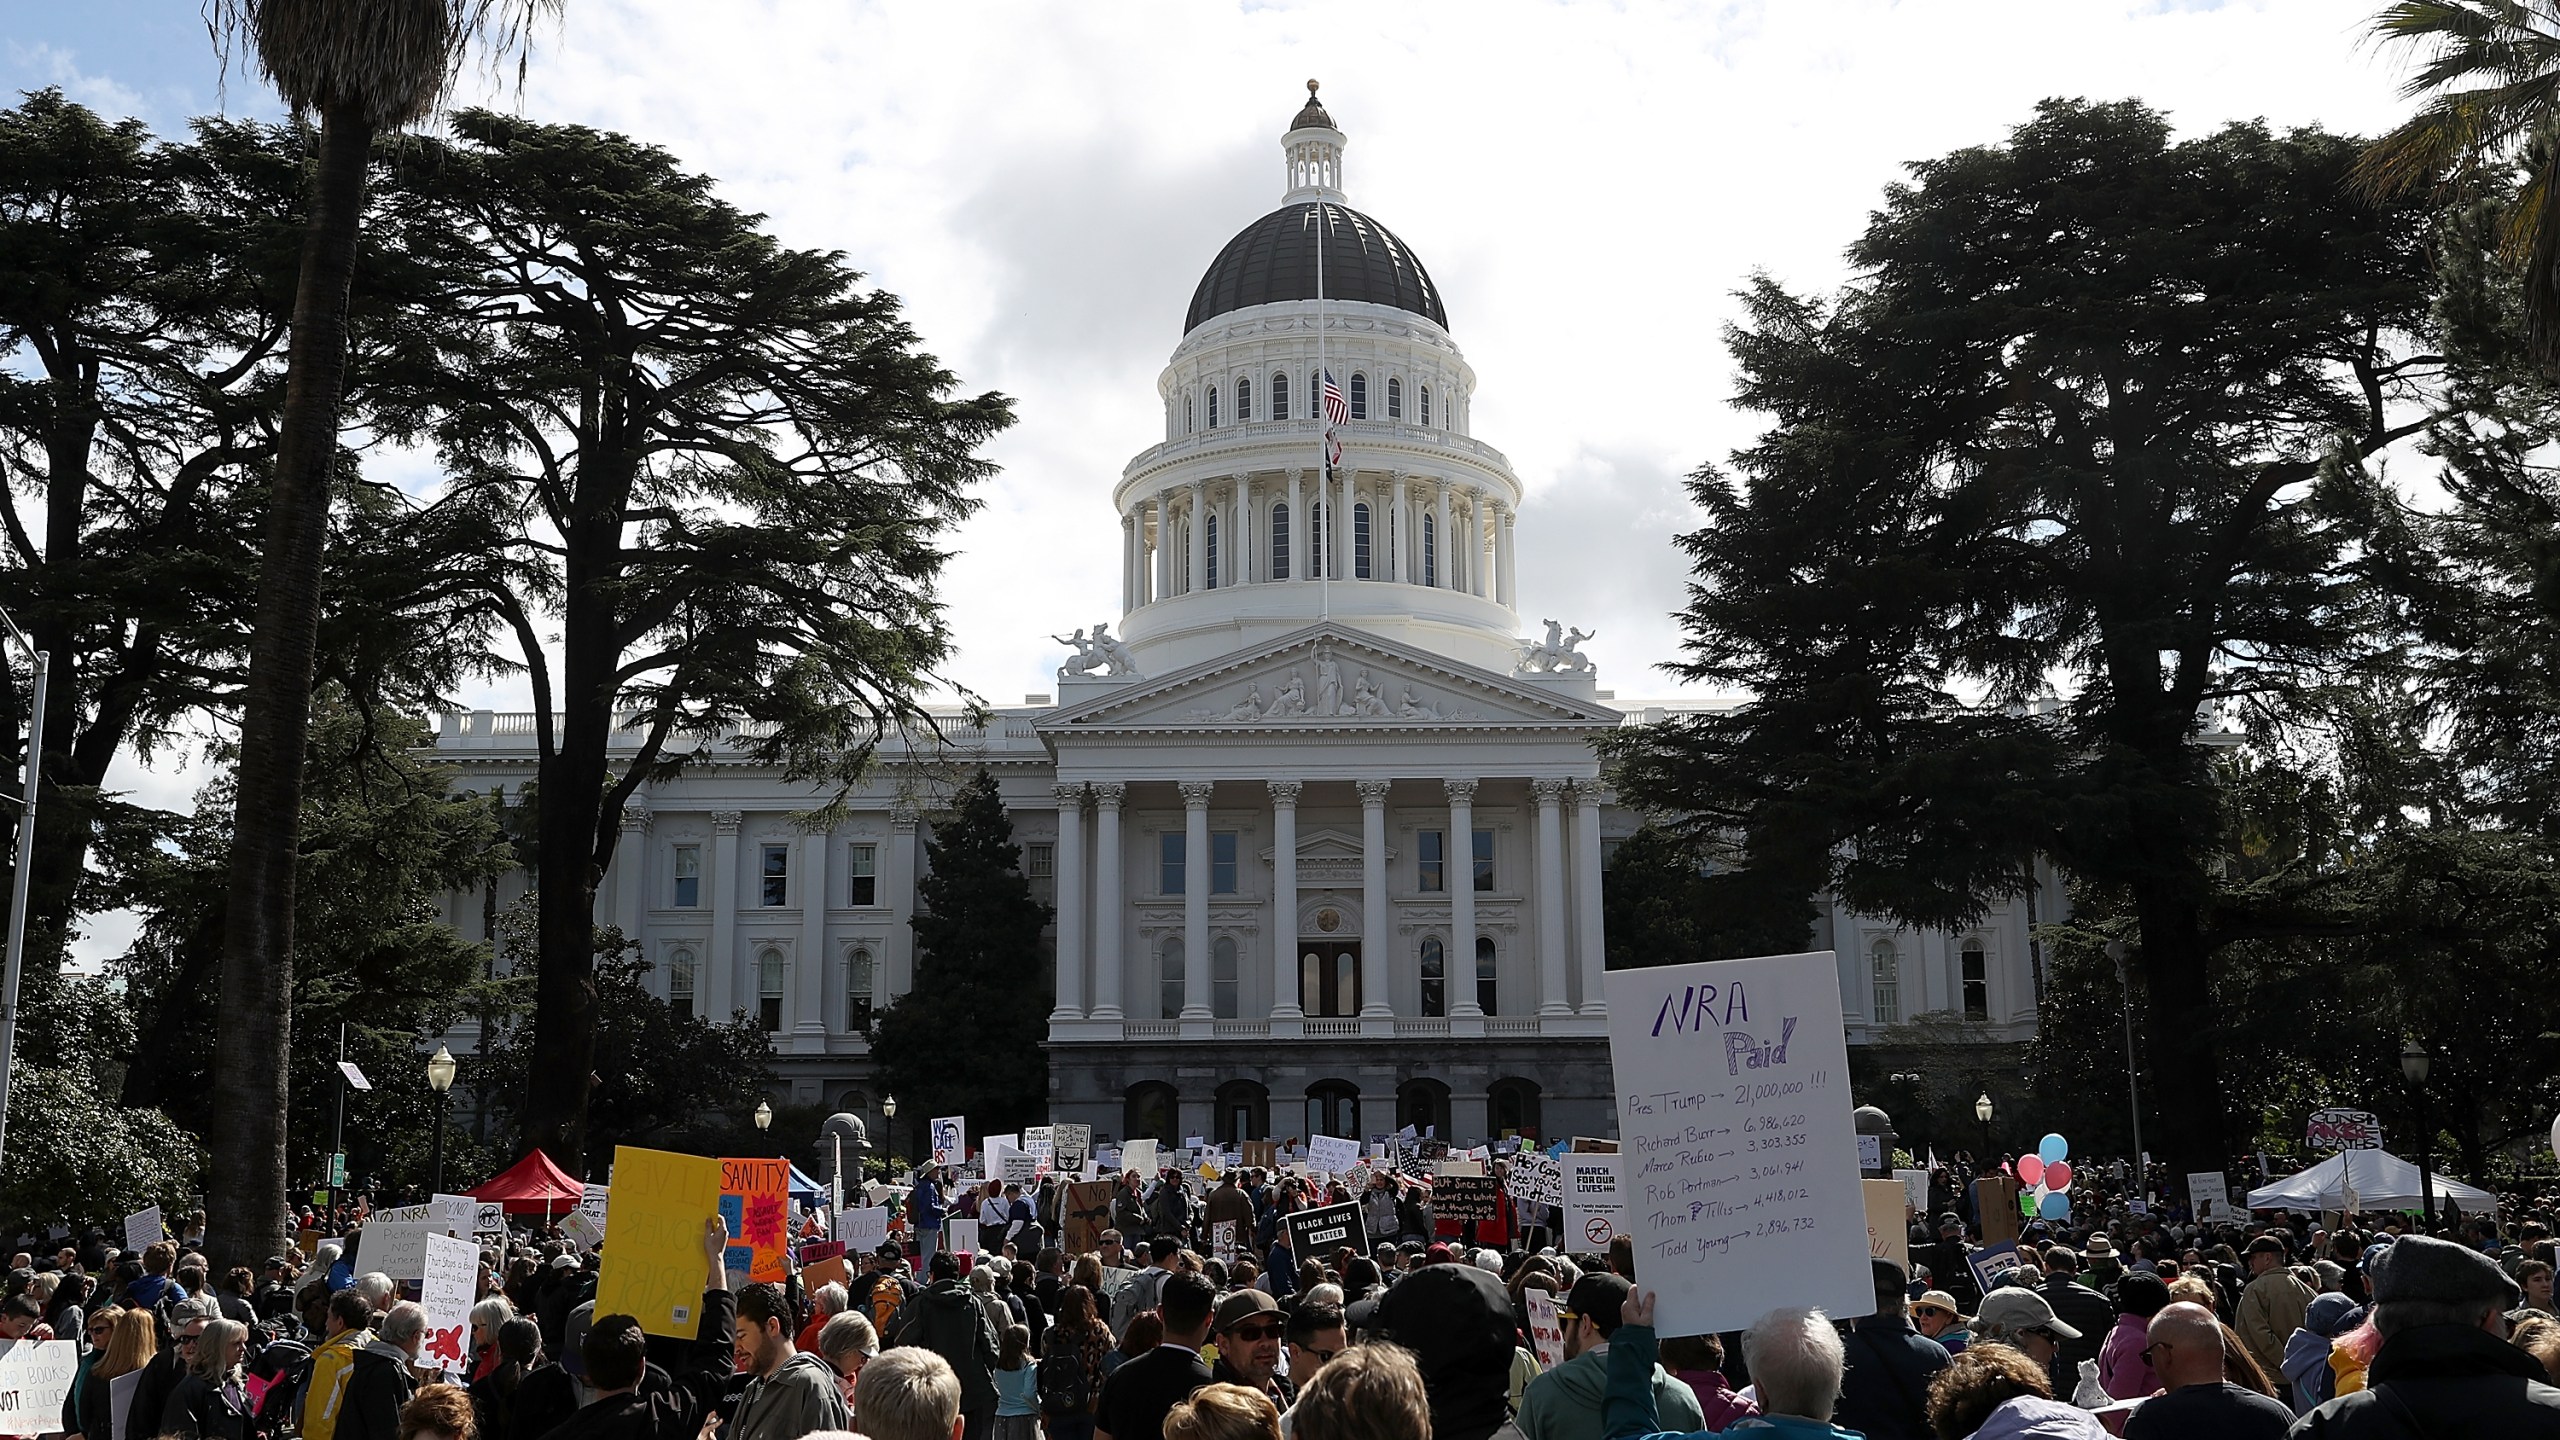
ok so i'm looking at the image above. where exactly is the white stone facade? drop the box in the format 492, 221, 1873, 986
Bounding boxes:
426, 91, 2050, 1153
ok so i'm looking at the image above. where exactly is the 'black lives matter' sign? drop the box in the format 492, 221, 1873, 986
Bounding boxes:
1285, 1201, 1368, 1258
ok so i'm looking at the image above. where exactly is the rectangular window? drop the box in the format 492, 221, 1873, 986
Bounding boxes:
760, 843, 790, 906
1472, 829, 1495, 892
1962, 944, 1989, 1021
671, 845, 701, 908
1210, 831, 1238, 895
1160, 831, 1185, 896
667, 950, 698, 1016
1027, 842, 1055, 905
847, 843, 877, 906
1418, 830, 1445, 893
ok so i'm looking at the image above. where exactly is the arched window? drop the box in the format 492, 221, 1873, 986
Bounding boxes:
666, 946, 697, 1017
1962, 938, 1989, 1021
1488, 1077, 1543, 1139
1270, 502, 1291, 579
1398, 1078, 1449, 1137
1386, 376, 1403, 420
1870, 939, 1900, 1025
846, 947, 874, 1030
1215, 1080, 1269, 1147
1422, 513, 1438, 587
1125, 1082, 1178, 1143
1237, 376, 1252, 422
1271, 371, 1290, 420
757, 947, 786, 1032
1207, 384, 1219, 428
1160, 938, 1185, 1019
1353, 502, 1373, 579
1418, 937, 1446, 1018
1306, 1080, 1360, 1140
1337, 951, 1359, 1013
1205, 511, 1221, 589
1419, 385, 1432, 427
1349, 372, 1368, 420
1476, 935, 1499, 1015
1212, 936, 1239, 1019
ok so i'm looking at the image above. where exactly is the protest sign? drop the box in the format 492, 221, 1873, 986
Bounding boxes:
122, 1206, 162, 1255
1561, 1153, 1624, 1249
0, 1339, 78, 1435
1121, 1138, 1157, 1176
1286, 1201, 1368, 1258
836, 1206, 890, 1253
1023, 1127, 1054, 1167
2187, 1171, 2238, 1222
108, 1370, 139, 1440
719, 1158, 792, 1283
1241, 1141, 1278, 1170
1857, 1134, 1883, 1172
596, 1146, 722, 1337
1894, 1169, 1930, 1218
474, 1203, 507, 1248
1434, 1157, 1487, 1178
1052, 1124, 1093, 1173
1308, 1134, 1360, 1176
419, 1233, 478, 1377
1063, 1181, 1116, 1253
360, 1205, 434, 1281
1605, 950, 1872, 1339
561, 1209, 604, 1251
578, 1185, 611, 1241
428, 1193, 476, 1239
1000, 1149, 1041, 1186
1973, 1175, 2020, 1242
1524, 1291, 1566, 1370
982, 1134, 1019, 1159
1211, 1220, 1239, 1262
2306, 1109, 2383, 1152
1863, 1180, 1910, 1269
1506, 1151, 1562, 1208
1435, 1174, 1501, 1223
931, 1117, 968, 1167
1967, 1241, 2020, 1296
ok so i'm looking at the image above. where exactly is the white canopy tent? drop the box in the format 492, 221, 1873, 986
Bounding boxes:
2246, 1149, 2498, 1214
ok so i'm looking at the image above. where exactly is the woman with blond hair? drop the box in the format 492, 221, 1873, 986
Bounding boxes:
1288, 1345, 1431, 1440
161, 1317, 251, 1440
1163, 1383, 1279, 1440
64, 1304, 130, 1440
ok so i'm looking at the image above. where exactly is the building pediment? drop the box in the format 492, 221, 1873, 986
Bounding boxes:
1036, 623, 1621, 735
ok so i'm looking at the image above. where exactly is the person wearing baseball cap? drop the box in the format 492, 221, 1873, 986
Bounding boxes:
1973, 1288, 2080, 1373
1515, 1273, 1703, 1440
2294, 1234, 2560, 1436
1207, 1289, 1291, 1408
2236, 1235, 2313, 1384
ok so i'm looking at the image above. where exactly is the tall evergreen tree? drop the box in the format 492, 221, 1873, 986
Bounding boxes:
868, 770, 1052, 1141
1606, 101, 2447, 1179
378, 113, 1011, 1169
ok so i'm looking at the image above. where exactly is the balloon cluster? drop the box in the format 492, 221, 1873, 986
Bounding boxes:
2016, 1133, 2073, 1221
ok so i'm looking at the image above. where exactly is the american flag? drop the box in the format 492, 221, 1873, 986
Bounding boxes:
1321, 369, 1348, 467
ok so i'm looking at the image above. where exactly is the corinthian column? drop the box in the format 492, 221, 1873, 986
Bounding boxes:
1270, 781, 1303, 1020
1447, 780, 1481, 1017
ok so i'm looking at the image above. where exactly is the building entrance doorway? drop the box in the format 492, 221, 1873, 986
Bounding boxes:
1300, 941, 1361, 1017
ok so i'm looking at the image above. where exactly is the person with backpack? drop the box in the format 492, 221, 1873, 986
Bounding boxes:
1039, 1284, 1112, 1440
888, 1250, 1001, 1440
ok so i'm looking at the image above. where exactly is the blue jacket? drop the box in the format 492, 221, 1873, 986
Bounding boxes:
910, 1179, 946, 1228
1604, 1324, 1868, 1440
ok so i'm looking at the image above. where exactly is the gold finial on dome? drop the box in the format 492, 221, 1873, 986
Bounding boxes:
1291, 79, 1335, 132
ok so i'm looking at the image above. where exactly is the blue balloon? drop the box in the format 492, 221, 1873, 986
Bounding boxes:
2038, 1132, 2069, 1165
2038, 1189, 2070, 1220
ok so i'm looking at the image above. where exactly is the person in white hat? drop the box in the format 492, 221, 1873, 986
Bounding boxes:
1911, 1290, 1974, 1354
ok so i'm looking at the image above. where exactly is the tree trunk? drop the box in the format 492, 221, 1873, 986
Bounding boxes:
2131, 878, 2226, 1186
206, 101, 371, 1275
515, 520, 623, 1171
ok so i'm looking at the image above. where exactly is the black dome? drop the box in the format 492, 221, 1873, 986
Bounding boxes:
1185, 202, 1448, 333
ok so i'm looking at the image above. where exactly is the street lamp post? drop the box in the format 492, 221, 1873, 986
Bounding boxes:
424, 1044, 457, 1194
0, 609, 48, 1172
2401, 1041, 2434, 1228
754, 1099, 773, 1133
2105, 941, 2147, 1199
883, 1094, 899, 1171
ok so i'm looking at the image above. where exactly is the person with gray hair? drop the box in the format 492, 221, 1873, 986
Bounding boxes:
128, 1293, 226, 1440
858, 1346, 964, 1440
1604, 1290, 1861, 1439
162, 1315, 252, 1440
2294, 1234, 2560, 1437
340, 1301, 425, 1440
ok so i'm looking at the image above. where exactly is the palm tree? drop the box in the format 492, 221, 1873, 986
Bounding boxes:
200, 0, 554, 1273
2359, 2, 2560, 360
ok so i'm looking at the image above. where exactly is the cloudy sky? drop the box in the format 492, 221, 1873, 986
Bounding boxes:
10, 0, 2422, 954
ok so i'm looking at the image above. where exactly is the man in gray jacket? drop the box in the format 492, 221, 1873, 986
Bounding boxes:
728, 1281, 849, 1440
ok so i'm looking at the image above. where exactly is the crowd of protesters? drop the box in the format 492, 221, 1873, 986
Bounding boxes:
7, 1151, 2560, 1440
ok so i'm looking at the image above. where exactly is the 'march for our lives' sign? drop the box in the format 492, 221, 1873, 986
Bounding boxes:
1606, 950, 1873, 1339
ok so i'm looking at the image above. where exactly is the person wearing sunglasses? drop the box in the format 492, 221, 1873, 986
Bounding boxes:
1283, 1300, 1346, 1387
1208, 1290, 1292, 1408
1973, 1289, 2082, 1376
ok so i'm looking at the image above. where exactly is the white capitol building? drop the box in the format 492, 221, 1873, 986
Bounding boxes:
433, 88, 2056, 1150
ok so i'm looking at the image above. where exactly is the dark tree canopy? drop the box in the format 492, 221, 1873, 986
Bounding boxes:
1607, 99, 2447, 1177
868, 770, 1053, 1140
379, 111, 1013, 1167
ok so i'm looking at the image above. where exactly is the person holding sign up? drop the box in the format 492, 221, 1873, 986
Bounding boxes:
1604, 1288, 1861, 1440
543, 1216, 740, 1440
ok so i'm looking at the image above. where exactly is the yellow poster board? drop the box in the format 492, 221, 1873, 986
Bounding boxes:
594, 1146, 721, 1337
1863, 1179, 1910, 1270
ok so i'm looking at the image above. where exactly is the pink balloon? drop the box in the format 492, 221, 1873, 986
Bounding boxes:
2016, 1155, 2045, 1187
2046, 1160, 2073, 1192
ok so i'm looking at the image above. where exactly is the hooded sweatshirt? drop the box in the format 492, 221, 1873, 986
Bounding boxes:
2280, 1293, 2364, 1415
726, 1352, 846, 1440
1518, 1343, 1704, 1440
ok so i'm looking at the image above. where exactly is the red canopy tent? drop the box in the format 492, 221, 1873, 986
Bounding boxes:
465, 1151, 585, 1213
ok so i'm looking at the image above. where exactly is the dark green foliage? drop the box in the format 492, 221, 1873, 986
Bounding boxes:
1600, 824, 1816, 969
869, 770, 1053, 1140
1606, 100, 2447, 1176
